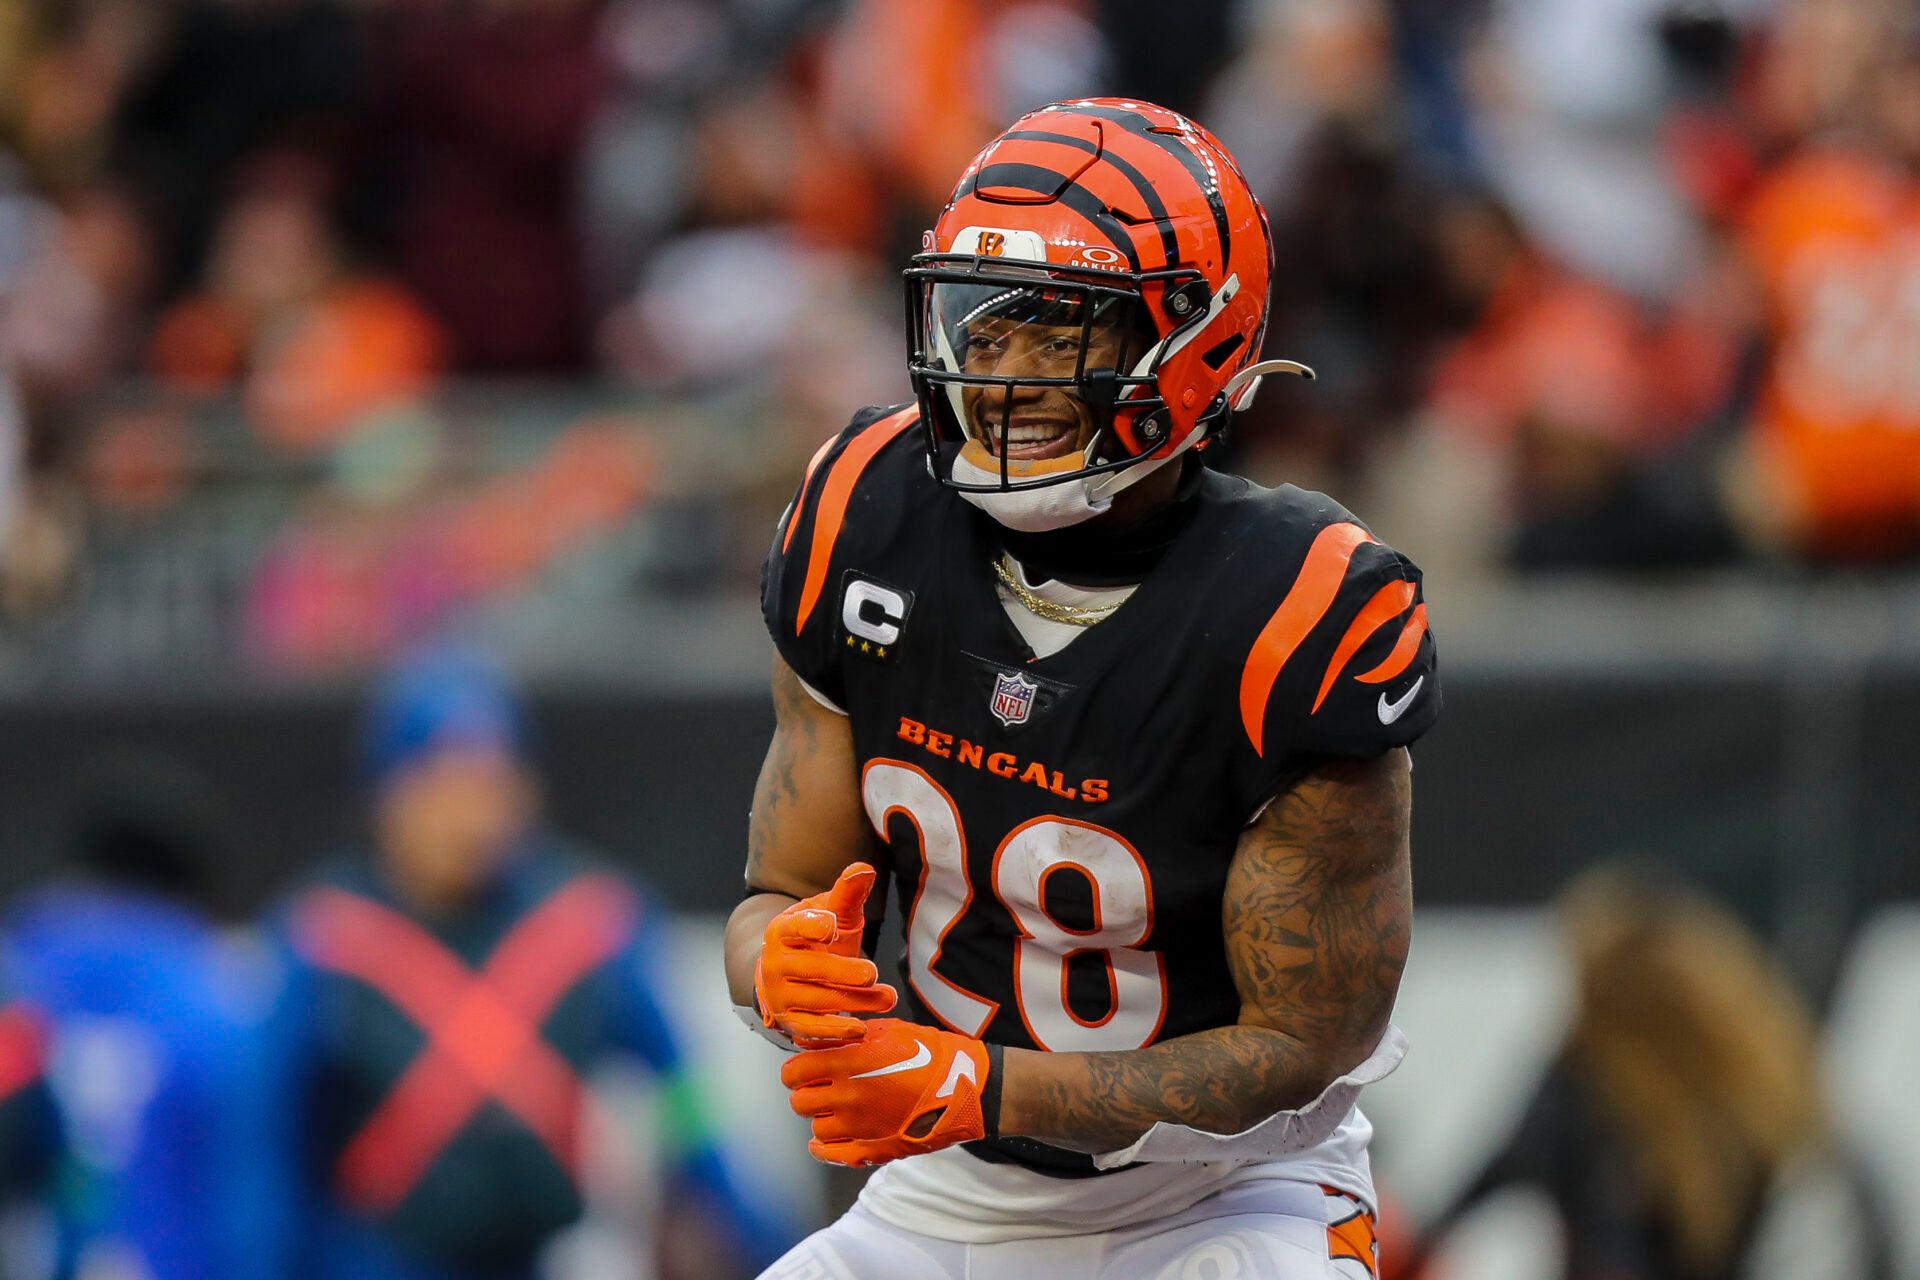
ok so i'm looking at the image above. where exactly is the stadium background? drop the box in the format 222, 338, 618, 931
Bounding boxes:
1, 0, 1918, 1275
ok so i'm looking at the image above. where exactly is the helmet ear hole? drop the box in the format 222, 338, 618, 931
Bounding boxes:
1200, 333, 1245, 371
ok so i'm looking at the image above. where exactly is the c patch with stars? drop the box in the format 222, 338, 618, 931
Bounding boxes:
838, 572, 913, 665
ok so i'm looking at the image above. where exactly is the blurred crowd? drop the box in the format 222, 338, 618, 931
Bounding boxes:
0, 646, 795, 1280
2, 0, 1920, 673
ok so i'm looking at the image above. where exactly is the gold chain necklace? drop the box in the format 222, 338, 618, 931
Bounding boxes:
990, 555, 1121, 627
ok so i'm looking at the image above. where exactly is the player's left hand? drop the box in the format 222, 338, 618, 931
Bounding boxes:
780, 1018, 995, 1167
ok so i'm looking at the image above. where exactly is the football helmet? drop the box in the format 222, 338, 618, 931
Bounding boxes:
906, 98, 1310, 531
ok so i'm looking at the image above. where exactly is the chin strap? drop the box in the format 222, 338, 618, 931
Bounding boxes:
1084, 442, 1181, 504
1224, 358, 1316, 412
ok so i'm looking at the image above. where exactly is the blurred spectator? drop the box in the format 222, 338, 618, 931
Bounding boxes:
816, 0, 1108, 259
3, 109, 155, 622
260, 646, 790, 1279
359, 0, 604, 373
6, 0, 170, 195
0, 753, 273, 1280
598, 75, 904, 432
1414, 189, 1743, 570
0, 177, 152, 425
1407, 866, 1892, 1280
147, 156, 445, 453
1207, 0, 1400, 207
1751, 0, 1896, 149
1723, 5, 1920, 560
0, 196, 24, 544
577, 0, 843, 313
1205, 0, 1460, 497
815, 0, 996, 228
109, 0, 362, 299
1464, 0, 1720, 300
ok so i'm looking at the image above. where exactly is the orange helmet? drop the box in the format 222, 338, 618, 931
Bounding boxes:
907, 98, 1307, 519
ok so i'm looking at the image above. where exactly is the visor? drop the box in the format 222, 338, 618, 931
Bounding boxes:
906, 256, 1201, 493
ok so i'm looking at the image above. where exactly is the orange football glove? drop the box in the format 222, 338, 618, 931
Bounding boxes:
754, 862, 897, 1047
780, 1018, 999, 1167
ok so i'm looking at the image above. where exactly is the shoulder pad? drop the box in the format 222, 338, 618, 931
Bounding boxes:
762, 406, 922, 699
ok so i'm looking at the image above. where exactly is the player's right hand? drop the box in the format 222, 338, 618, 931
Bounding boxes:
755, 862, 897, 1047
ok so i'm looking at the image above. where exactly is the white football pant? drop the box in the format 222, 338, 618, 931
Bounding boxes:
758, 1180, 1379, 1280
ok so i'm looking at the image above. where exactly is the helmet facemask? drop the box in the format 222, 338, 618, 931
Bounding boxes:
906, 256, 1212, 502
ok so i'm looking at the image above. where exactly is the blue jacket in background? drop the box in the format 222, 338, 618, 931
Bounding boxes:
2, 885, 274, 1280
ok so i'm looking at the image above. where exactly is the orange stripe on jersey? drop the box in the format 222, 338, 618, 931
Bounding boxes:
1355, 603, 1428, 685
782, 432, 844, 555
794, 408, 917, 635
1238, 522, 1375, 756
1312, 578, 1416, 714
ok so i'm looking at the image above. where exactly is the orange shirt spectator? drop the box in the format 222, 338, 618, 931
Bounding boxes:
147, 177, 446, 453
1739, 144, 1920, 558
821, 0, 994, 211
1429, 256, 1732, 459
152, 280, 444, 452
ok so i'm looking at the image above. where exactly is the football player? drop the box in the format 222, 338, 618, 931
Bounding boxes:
725, 98, 1439, 1280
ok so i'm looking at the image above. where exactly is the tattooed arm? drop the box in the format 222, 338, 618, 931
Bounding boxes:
997, 748, 1413, 1150
723, 654, 879, 1007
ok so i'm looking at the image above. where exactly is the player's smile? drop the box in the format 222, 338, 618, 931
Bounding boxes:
989, 410, 1084, 461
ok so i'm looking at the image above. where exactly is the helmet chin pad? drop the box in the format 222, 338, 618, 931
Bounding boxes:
950, 443, 1114, 532
949, 438, 1187, 533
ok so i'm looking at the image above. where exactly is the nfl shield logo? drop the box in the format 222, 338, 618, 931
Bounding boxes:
990, 671, 1038, 727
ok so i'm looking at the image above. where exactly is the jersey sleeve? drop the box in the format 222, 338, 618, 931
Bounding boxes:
760, 404, 919, 708
1234, 523, 1440, 810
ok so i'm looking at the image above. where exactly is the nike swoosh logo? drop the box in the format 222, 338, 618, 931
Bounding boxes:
1377, 676, 1425, 725
850, 1040, 931, 1079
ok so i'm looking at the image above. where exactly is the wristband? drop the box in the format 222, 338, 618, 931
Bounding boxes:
981, 1042, 1005, 1138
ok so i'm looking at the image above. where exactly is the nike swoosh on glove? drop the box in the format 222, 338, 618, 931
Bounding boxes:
781, 1018, 992, 1167
755, 863, 897, 1047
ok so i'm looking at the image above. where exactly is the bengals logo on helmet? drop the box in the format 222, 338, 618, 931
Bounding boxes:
979, 231, 1006, 257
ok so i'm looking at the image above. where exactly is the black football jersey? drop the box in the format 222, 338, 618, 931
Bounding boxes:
761, 405, 1439, 1169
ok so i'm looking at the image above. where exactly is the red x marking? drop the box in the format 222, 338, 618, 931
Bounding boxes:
0, 1002, 43, 1103
294, 877, 636, 1213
